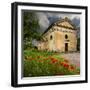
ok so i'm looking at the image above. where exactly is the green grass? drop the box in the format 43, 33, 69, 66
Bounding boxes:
23, 49, 80, 77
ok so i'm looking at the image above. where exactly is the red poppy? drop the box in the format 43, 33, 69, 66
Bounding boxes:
68, 65, 75, 71
63, 63, 69, 68
51, 59, 58, 64
70, 65, 75, 70
60, 62, 69, 68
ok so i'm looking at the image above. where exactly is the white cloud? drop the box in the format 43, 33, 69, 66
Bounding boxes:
36, 12, 50, 32
36, 12, 80, 33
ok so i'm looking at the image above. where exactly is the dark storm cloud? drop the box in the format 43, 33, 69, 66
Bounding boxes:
36, 12, 80, 33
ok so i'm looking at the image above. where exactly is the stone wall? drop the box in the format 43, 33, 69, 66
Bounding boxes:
41, 27, 77, 52
54, 27, 77, 52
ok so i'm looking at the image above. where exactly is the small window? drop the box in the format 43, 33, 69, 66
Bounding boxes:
50, 35, 53, 40
65, 34, 68, 39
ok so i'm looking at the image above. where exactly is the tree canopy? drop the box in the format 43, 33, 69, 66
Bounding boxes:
23, 12, 41, 40
23, 11, 42, 49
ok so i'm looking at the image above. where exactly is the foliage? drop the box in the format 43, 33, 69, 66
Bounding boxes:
23, 12, 42, 49
23, 50, 80, 77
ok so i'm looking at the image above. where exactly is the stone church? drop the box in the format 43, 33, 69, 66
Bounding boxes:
37, 17, 77, 52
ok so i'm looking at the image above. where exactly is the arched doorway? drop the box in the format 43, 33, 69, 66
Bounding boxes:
65, 43, 68, 52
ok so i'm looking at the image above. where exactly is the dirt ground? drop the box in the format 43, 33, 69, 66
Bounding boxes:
61, 52, 80, 67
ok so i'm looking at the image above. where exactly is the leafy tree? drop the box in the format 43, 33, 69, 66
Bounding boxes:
23, 11, 42, 49
24, 12, 40, 39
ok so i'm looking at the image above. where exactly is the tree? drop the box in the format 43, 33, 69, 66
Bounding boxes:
23, 11, 41, 49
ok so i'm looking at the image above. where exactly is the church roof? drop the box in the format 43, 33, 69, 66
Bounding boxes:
42, 17, 77, 35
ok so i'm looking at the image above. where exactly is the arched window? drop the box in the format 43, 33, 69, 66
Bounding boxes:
50, 35, 53, 40
65, 34, 68, 39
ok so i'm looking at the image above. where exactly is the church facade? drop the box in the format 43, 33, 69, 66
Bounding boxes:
37, 17, 77, 52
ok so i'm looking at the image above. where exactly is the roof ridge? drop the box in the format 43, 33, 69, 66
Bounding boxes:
42, 18, 76, 35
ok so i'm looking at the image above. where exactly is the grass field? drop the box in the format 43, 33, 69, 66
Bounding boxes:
23, 49, 80, 77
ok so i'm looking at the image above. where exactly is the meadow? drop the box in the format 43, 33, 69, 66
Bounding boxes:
23, 49, 80, 77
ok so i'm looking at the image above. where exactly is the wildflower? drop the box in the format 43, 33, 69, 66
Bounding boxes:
68, 65, 75, 71
70, 65, 75, 70
60, 62, 69, 68
51, 58, 58, 64
52, 60, 57, 63
63, 62, 69, 68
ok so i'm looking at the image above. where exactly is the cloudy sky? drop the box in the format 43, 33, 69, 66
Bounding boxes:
26, 11, 80, 45
35, 11, 80, 33
25, 11, 80, 34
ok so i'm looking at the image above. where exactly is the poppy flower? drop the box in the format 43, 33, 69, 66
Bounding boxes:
63, 63, 69, 68
68, 65, 75, 71
51, 58, 58, 64
70, 65, 75, 70
60, 62, 69, 68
